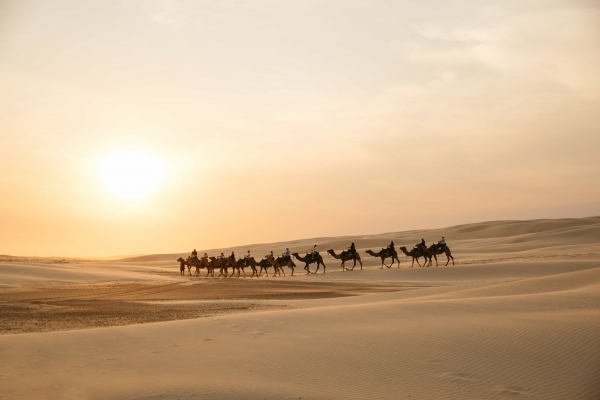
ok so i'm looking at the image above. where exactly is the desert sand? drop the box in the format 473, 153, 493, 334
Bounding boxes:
1, 217, 599, 399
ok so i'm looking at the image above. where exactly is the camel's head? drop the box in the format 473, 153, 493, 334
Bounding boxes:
177, 257, 184, 263
326, 249, 334, 254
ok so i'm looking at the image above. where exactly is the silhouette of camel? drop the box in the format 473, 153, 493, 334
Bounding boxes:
292, 252, 326, 274
327, 249, 362, 271
364, 248, 400, 268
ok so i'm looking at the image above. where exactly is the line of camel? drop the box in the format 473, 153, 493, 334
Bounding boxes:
177, 242, 454, 278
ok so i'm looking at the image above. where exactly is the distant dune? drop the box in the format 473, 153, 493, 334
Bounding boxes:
118, 216, 600, 263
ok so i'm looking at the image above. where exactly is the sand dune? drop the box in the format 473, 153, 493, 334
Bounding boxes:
1, 217, 599, 399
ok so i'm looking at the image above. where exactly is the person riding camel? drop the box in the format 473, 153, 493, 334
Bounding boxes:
415, 238, 426, 250
191, 249, 198, 259
438, 236, 446, 249
230, 251, 235, 260
219, 252, 225, 261
312, 244, 319, 260
202, 252, 208, 261
348, 242, 356, 257
387, 241, 395, 255
245, 250, 252, 259
283, 247, 291, 261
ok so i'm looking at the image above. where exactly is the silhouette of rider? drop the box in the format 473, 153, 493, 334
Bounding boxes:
387, 241, 395, 254
349, 242, 356, 257
415, 239, 425, 249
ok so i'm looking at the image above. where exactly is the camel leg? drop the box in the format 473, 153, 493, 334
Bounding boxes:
314, 263, 320, 274
359, 259, 363, 270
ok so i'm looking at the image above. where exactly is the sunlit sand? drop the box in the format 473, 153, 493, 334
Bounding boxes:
1, 217, 599, 399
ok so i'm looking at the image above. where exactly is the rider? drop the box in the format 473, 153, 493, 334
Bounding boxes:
283, 247, 291, 261
230, 251, 235, 260
349, 241, 356, 257
438, 236, 446, 249
388, 241, 395, 254
312, 244, 319, 260
191, 248, 198, 259
415, 238, 425, 249
245, 250, 252, 259
219, 252, 225, 260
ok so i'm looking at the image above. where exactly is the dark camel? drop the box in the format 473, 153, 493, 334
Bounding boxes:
399, 246, 430, 267
209, 256, 229, 278
258, 258, 274, 277
364, 248, 401, 268
427, 243, 455, 266
271, 255, 297, 276
292, 252, 326, 274
243, 257, 262, 278
326, 249, 362, 271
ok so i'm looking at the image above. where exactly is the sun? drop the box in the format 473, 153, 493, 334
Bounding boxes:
98, 151, 166, 199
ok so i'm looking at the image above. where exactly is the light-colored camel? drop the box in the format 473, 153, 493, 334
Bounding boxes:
428, 243, 455, 266
364, 248, 400, 268
399, 246, 430, 267
292, 252, 326, 274
326, 249, 362, 271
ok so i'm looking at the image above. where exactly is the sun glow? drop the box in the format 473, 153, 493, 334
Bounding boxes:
98, 151, 166, 199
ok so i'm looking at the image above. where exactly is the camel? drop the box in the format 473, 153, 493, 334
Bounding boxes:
185, 255, 205, 276
266, 255, 296, 277
208, 256, 230, 278
327, 249, 362, 271
427, 243, 455, 266
258, 258, 273, 277
243, 257, 261, 278
399, 246, 430, 267
228, 258, 247, 278
177, 257, 186, 276
364, 248, 401, 268
292, 252, 326, 274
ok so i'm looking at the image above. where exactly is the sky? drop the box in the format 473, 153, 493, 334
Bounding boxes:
1, 0, 599, 257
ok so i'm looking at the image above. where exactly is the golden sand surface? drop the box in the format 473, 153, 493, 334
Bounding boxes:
1, 217, 599, 399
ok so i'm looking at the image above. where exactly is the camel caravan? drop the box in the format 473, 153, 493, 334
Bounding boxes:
177, 237, 454, 278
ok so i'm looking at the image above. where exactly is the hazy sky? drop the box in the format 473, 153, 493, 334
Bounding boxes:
1, 0, 599, 257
